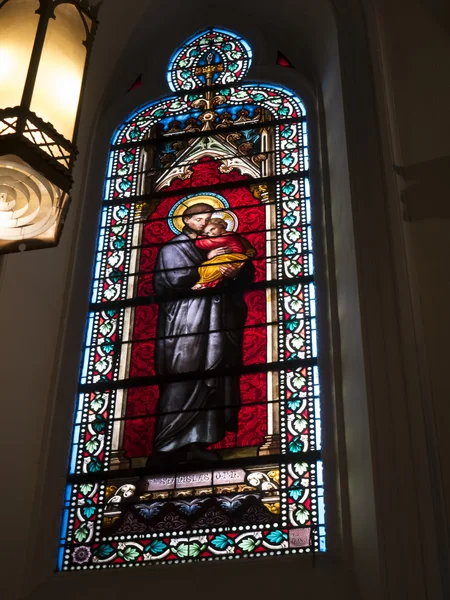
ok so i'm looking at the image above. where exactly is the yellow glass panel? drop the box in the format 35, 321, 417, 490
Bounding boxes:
0, 0, 40, 109
30, 3, 86, 142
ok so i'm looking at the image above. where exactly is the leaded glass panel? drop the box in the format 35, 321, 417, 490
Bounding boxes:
59, 28, 326, 570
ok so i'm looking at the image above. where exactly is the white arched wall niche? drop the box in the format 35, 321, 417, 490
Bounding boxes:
0, 1, 443, 599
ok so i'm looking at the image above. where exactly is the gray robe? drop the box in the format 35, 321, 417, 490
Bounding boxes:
152, 232, 254, 452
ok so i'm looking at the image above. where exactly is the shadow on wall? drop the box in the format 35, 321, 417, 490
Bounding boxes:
395, 155, 450, 220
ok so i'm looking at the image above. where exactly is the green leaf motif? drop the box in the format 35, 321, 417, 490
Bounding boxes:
173, 543, 189, 558
211, 534, 234, 550
107, 252, 121, 267
129, 128, 140, 140
284, 199, 299, 211
281, 126, 294, 139
145, 540, 167, 555
287, 261, 302, 276
101, 339, 114, 354
238, 537, 257, 553
286, 316, 300, 331
121, 151, 134, 164
292, 373, 306, 389
281, 154, 295, 167
293, 462, 309, 477
99, 321, 113, 336
108, 269, 122, 285
188, 543, 202, 558
266, 530, 288, 545
250, 93, 266, 102
103, 286, 117, 301
90, 395, 104, 413
289, 436, 304, 453
231, 90, 249, 101
289, 479, 305, 501
85, 437, 99, 454
287, 399, 302, 411
285, 285, 297, 295
281, 181, 295, 195
283, 244, 297, 258
118, 546, 141, 562
294, 416, 307, 433
116, 206, 129, 219
173, 542, 203, 558
92, 416, 106, 433
74, 524, 89, 543
278, 105, 289, 116
79, 483, 93, 496
289, 333, 304, 351
113, 237, 126, 249
95, 357, 109, 374
117, 166, 131, 177
94, 544, 114, 559
294, 506, 310, 525
87, 458, 102, 473
285, 228, 301, 243
283, 212, 296, 226
289, 297, 303, 312
82, 505, 96, 519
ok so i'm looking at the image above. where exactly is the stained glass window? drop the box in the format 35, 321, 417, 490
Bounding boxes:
59, 28, 326, 570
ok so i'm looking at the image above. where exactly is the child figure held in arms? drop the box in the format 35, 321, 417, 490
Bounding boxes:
192, 218, 255, 289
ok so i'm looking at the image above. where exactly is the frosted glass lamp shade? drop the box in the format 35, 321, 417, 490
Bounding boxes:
0, 0, 99, 253
0, 1, 40, 110
30, 3, 87, 141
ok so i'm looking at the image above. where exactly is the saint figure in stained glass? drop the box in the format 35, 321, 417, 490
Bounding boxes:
152, 199, 255, 460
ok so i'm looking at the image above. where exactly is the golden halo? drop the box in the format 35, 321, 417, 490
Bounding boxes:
170, 194, 226, 233
210, 210, 239, 232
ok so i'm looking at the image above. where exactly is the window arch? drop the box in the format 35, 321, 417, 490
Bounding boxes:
60, 28, 325, 570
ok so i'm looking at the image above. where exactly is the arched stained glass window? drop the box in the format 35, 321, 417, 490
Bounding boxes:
59, 28, 325, 570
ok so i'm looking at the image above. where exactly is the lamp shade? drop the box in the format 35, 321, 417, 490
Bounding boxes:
0, 0, 98, 253
0, 1, 40, 110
